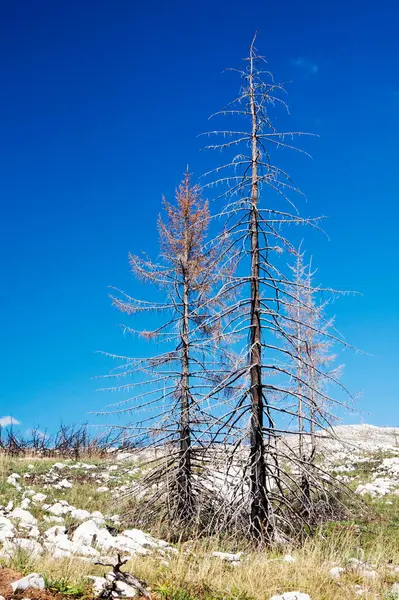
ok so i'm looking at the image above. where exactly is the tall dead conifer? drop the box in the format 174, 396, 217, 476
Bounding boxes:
200, 35, 355, 542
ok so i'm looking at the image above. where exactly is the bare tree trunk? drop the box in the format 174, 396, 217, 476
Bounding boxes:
309, 356, 317, 460
296, 276, 310, 503
296, 302, 304, 463
176, 194, 193, 521
248, 47, 271, 540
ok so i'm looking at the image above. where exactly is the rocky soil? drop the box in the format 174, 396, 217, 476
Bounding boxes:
1, 424, 399, 599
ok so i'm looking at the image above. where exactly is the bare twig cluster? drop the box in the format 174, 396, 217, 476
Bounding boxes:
0, 423, 128, 458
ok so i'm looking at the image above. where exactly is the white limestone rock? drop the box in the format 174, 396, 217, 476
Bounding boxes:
47, 502, 70, 516
0, 516, 14, 540
7, 474, 22, 490
212, 551, 243, 563
328, 566, 344, 579
11, 573, 45, 592
86, 576, 107, 596
269, 594, 311, 600
20, 498, 31, 510
11, 508, 37, 526
106, 572, 140, 597
283, 555, 296, 563
70, 508, 91, 521
55, 478, 73, 489
44, 515, 64, 524
13, 538, 43, 557
32, 493, 47, 503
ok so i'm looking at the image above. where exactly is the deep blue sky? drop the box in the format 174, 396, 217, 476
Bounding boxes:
1, 0, 398, 433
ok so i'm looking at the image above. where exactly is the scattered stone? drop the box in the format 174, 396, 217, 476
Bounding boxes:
359, 569, 377, 579
55, 478, 73, 489
47, 502, 70, 516
20, 498, 31, 509
91, 512, 106, 527
7, 474, 21, 490
283, 554, 296, 563
328, 566, 344, 579
13, 538, 43, 557
107, 573, 140, 598
269, 593, 311, 600
0, 516, 14, 540
27, 526, 40, 538
44, 515, 64, 524
212, 551, 243, 563
11, 508, 37, 526
44, 525, 67, 542
70, 508, 91, 521
72, 520, 103, 547
86, 576, 107, 596
32, 493, 47, 503
11, 573, 45, 592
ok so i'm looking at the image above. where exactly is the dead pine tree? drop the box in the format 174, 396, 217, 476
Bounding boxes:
284, 247, 349, 508
200, 34, 354, 542
98, 171, 231, 536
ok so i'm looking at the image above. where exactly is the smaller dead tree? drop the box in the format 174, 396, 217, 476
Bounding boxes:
281, 246, 355, 516
98, 171, 232, 536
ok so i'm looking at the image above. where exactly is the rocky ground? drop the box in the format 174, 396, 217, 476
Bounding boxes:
2, 425, 399, 600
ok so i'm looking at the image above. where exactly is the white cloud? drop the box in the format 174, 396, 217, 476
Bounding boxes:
292, 57, 319, 75
0, 416, 20, 427
27, 428, 46, 439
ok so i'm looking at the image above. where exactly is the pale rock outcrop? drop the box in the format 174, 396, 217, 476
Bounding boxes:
54, 478, 73, 489
44, 534, 99, 558
32, 493, 47, 503
91, 511, 106, 525
46, 502, 71, 516
11, 538, 43, 557
86, 576, 107, 596
43, 515, 64, 524
11, 573, 45, 592
70, 508, 91, 521
72, 520, 114, 550
106, 572, 140, 597
7, 473, 21, 490
112, 535, 151, 556
44, 525, 67, 542
27, 526, 40, 538
0, 516, 14, 540
355, 478, 394, 497
11, 508, 37, 526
